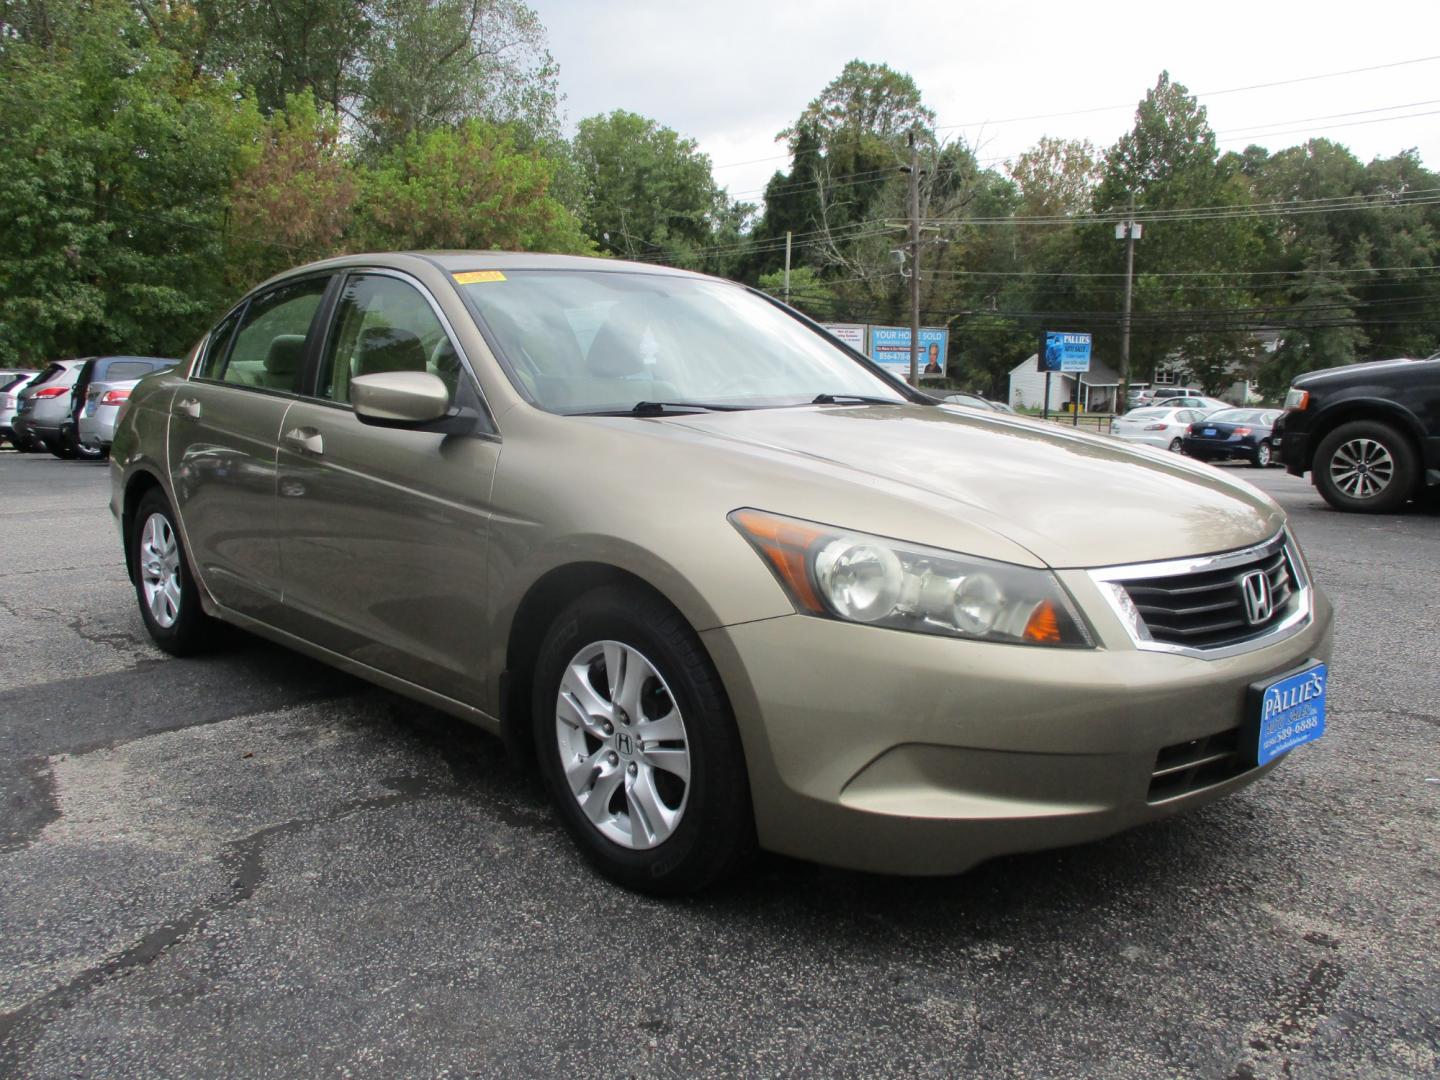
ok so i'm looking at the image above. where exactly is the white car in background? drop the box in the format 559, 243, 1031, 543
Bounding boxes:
1110, 407, 1212, 452
1161, 394, 1232, 413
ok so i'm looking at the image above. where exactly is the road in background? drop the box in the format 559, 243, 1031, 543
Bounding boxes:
1, 453, 1436, 1078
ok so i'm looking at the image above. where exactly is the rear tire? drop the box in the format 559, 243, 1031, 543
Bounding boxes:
532, 584, 754, 894
1313, 420, 1417, 513
1168, 437, 1183, 453
1252, 440, 1273, 469
130, 489, 216, 655
48, 434, 77, 460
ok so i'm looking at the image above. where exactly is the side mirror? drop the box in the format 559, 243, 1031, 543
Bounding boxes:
351, 371, 451, 426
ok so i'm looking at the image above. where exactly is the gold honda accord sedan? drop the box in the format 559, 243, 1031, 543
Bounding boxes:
111, 252, 1333, 892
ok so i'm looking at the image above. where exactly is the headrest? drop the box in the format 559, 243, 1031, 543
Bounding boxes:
586, 306, 651, 379
354, 326, 428, 377
264, 334, 307, 374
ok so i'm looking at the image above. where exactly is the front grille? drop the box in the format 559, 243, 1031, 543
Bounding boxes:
1119, 537, 1297, 651
1148, 727, 1251, 802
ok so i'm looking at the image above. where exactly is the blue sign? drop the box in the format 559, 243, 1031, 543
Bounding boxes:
1041, 331, 1092, 373
1256, 663, 1327, 766
869, 326, 949, 377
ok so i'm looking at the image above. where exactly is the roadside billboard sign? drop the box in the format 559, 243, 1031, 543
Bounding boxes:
869, 326, 949, 377
1039, 331, 1092, 373
822, 323, 867, 353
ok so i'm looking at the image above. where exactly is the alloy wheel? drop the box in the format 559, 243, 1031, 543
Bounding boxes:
1329, 438, 1394, 499
554, 640, 690, 849
139, 512, 182, 629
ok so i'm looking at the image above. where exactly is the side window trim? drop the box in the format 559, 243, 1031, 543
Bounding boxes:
312, 266, 497, 435
190, 300, 247, 380
191, 272, 333, 395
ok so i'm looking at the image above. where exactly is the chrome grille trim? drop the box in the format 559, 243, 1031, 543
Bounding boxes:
1089, 530, 1313, 660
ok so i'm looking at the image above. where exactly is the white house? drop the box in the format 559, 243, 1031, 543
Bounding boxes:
1007, 355, 1124, 413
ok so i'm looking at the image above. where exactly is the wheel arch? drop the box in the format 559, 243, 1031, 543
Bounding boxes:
499, 562, 725, 768
1303, 400, 1425, 472
120, 468, 167, 583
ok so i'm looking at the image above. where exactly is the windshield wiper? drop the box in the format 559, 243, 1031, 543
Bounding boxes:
629, 400, 745, 415
810, 393, 905, 406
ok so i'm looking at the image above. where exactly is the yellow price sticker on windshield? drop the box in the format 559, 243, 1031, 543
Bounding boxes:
454, 270, 506, 284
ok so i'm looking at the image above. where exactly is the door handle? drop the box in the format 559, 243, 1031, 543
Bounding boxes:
283, 426, 324, 455
177, 398, 201, 420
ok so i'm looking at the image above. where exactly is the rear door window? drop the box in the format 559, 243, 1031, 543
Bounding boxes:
213, 278, 329, 393
197, 308, 244, 380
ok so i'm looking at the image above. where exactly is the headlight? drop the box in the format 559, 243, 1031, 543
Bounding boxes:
730, 509, 1093, 648
1283, 387, 1309, 411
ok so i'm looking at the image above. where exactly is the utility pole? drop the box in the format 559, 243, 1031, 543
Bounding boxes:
783, 230, 792, 305
1117, 193, 1140, 413
906, 132, 921, 387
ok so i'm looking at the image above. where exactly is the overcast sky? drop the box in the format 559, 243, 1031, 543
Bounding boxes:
530, 0, 1440, 204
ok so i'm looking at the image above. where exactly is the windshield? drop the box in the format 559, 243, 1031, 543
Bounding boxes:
456, 270, 906, 413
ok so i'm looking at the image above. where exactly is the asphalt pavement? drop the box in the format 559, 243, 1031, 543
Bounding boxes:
1, 449, 1436, 1078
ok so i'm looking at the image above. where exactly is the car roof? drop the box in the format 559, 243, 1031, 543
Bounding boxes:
254, 251, 707, 294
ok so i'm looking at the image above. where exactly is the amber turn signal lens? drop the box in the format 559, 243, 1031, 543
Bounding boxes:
730, 510, 827, 615
1023, 600, 1063, 644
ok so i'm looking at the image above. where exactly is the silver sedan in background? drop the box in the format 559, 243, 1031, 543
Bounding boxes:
1110, 407, 1212, 452
79, 379, 142, 457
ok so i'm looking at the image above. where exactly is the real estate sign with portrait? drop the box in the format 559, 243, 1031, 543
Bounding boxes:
868, 326, 949, 377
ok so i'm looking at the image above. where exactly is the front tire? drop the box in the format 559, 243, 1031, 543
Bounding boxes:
1313, 420, 1417, 513
130, 489, 216, 655
532, 584, 754, 894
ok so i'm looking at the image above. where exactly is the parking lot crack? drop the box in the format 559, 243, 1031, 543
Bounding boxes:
0, 777, 453, 1071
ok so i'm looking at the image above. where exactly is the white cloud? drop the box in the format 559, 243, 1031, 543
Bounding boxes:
533, 0, 1440, 200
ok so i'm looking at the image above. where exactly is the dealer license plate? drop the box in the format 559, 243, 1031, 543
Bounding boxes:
1254, 663, 1327, 766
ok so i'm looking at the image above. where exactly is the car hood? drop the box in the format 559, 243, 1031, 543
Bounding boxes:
655, 404, 1283, 569
1294, 357, 1434, 386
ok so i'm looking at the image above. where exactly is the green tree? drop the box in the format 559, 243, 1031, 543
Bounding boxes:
0, 0, 256, 364
1266, 240, 1370, 394
1087, 73, 1262, 384
757, 266, 835, 319
227, 94, 357, 288
571, 110, 731, 266
352, 119, 590, 253
1008, 137, 1100, 218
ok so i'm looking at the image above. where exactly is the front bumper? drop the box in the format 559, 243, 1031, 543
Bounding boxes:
1276, 430, 1310, 476
702, 587, 1333, 876
1111, 432, 1179, 451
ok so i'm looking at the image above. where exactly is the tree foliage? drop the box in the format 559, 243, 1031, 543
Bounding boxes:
353, 119, 590, 253
0, 0, 257, 364
571, 111, 732, 265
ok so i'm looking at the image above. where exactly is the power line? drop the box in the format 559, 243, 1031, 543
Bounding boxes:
710, 55, 1440, 172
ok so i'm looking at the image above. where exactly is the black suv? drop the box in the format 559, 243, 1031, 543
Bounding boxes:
1275, 356, 1440, 512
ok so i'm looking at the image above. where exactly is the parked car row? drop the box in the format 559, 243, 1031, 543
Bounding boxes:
1108, 400, 1281, 470
1, 356, 177, 458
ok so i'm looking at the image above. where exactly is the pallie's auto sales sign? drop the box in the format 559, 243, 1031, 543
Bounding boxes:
1039, 331, 1092, 373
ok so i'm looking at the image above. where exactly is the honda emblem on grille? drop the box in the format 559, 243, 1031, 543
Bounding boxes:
1239, 569, 1274, 625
